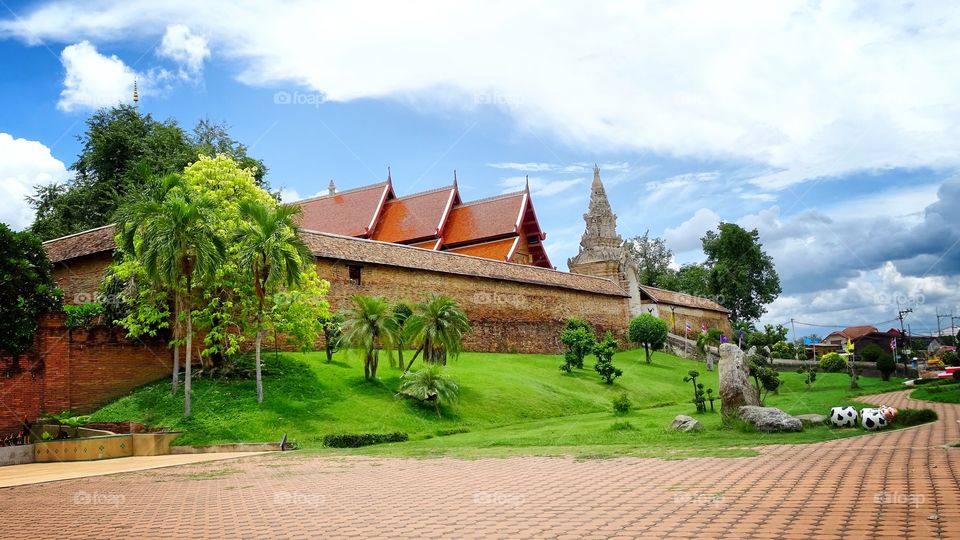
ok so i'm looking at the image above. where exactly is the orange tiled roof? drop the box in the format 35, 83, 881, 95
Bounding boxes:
840, 325, 879, 340
43, 224, 117, 263
446, 237, 519, 262
442, 192, 526, 247
638, 285, 730, 313
301, 230, 627, 297
410, 239, 442, 250
371, 185, 459, 243
293, 181, 393, 237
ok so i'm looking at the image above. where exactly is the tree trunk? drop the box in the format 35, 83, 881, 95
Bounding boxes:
404, 345, 424, 372
644, 345, 651, 364
172, 344, 180, 395
397, 345, 404, 370
255, 324, 264, 403
371, 350, 379, 379
184, 301, 192, 418
363, 351, 371, 380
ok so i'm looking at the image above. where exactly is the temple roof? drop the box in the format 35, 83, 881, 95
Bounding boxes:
371, 185, 459, 244
43, 224, 116, 263
447, 236, 519, 262
442, 191, 528, 247
301, 229, 626, 297
293, 180, 394, 237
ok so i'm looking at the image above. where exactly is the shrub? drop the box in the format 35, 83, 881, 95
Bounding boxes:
954, 370, 960, 382
683, 369, 712, 413
609, 421, 636, 431
859, 343, 885, 362
893, 408, 938, 427
942, 351, 959, 367
819, 352, 847, 373
771, 340, 797, 359
629, 313, 668, 364
593, 331, 622, 384
63, 303, 104, 329
748, 353, 781, 404
612, 392, 631, 415
876, 352, 897, 381
559, 319, 596, 372
397, 364, 460, 417
322, 432, 409, 448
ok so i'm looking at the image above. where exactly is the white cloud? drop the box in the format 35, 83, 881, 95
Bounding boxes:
57, 40, 137, 112
663, 208, 720, 253
7, 2, 960, 185
158, 24, 209, 76
498, 175, 585, 197
0, 133, 70, 230
487, 162, 558, 173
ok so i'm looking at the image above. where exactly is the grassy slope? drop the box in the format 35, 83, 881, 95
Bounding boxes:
911, 379, 960, 403
90, 348, 907, 458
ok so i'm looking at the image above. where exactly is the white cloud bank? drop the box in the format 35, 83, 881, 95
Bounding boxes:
5, 1, 960, 186
58, 40, 137, 111
0, 133, 70, 229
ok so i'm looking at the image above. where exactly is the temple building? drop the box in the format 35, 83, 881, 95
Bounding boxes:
567, 167, 731, 334
293, 173, 551, 268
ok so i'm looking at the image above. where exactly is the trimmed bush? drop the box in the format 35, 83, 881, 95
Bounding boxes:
876, 352, 896, 381
560, 319, 596, 372
612, 392, 631, 415
893, 408, 938, 427
322, 432, 409, 448
629, 313, 668, 364
819, 352, 847, 373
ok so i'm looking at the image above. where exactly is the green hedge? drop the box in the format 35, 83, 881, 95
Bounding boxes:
893, 408, 938, 427
322, 432, 409, 448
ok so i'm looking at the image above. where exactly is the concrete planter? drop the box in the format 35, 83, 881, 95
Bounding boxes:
0, 444, 36, 466
34, 434, 133, 462
132, 432, 182, 456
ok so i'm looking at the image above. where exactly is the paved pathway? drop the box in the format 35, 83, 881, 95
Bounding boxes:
1, 390, 957, 539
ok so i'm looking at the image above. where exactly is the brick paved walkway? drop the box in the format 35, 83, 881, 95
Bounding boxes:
1, 390, 957, 539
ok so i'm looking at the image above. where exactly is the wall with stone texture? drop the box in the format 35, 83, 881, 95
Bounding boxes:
315, 257, 630, 353
53, 253, 113, 304
643, 302, 732, 336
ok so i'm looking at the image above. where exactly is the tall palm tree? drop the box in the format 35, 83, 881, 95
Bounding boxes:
115, 174, 187, 395
118, 180, 224, 417
341, 295, 398, 381
403, 294, 471, 371
233, 200, 311, 403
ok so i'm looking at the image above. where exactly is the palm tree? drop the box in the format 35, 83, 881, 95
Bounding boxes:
341, 295, 398, 381
403, 294, 471, 371
397, 364, 459, 417
390, 302, 413, 369
118, 180, 224, 417
233, 200, 311, 403
115, 174, 188, 395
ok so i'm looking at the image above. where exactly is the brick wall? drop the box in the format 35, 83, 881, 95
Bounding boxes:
53, 252, 114, 304
316, 258, 630, 353
0, 313, 172, 434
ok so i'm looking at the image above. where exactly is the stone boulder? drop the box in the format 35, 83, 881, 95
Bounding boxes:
738, 406, 803, 432
794, 413, 827, 427
718, 343, 760, 419
668, 415, 703, 432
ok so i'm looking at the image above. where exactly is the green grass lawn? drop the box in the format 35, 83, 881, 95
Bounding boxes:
911, 379, 960, 403
89, 348, 910, 458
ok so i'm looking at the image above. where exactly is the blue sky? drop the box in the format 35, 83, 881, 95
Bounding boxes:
1, 0, 958, 337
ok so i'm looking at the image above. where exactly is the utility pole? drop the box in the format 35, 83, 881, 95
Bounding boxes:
936, 309, 952, 338
897, 303, 913, 375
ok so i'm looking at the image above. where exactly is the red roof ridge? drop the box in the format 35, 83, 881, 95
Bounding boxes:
42, 223, 116, 245
454, 190, 525, 208
292, 180, 390, 205
300, 228, 624, 293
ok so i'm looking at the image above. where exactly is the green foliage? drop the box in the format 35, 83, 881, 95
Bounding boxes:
797, 363, 818, 388
404, 294, 471, 368
683, 369, 711, 413
625, 230, 673, 287
746, 324, 788, 354
319, 313, 344, 363
593, 332, 622, 384
342, 295, 398, 380
560, 319, 596, 372
28, 106, 268, 240
657, 263, 712, 298
63, 303, 104, 329
701, 222, 781, 322
390, 302, 413, 367
612, 392, 631, 415
771, 340, 798, 359
322, 432, 409, 448
696, 328, 724, 356
628, 313, 668, 363
270, 271, 330, 352
861, 343, 896, 381
893, 408, 938, 427
397, 364, 460, 417
747, 353, 782, 404
819, 352, 847, 373
0, 224, 63, 359
940, 350, 958, 367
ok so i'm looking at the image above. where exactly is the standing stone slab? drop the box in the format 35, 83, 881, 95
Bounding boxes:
718, 343, 759, 419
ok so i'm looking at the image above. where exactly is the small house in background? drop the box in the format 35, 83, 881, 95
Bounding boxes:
822, 325, 899, 355
636, 285, 732, 335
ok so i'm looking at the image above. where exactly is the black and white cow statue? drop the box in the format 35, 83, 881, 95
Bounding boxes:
830, 406, 858, 427
860, 408, 889, 430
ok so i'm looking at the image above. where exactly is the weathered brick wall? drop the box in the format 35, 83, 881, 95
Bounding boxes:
53, 252, 113, 304
316, 258, 630, 353
0, 314, 172, 434
644, 302, 732, 336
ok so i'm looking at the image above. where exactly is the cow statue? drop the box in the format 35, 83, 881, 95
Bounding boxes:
861, 408, 889, 430
878, 405, 898, 420
830, 406, 858, 427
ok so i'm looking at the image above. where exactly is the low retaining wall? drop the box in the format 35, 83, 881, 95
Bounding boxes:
172, 442, 282, 454
0, 444, 35, 466
32, 432, 181, 462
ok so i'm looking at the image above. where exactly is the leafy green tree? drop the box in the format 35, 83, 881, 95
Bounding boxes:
658, 263, 712, 297
233, 201, 312, 403
192, 118, 269, 188
747, 353, 781, 404
701, 223, 781, 322
625, 230, 673, 287
391, 302, 413, 369
629, 313, 668, 363
342, 295, 398, 381
559, 318, 596, 372
117, 180, 225, 417
593, 331, 622, 383
747, 324, 789, 354
29, 105, 195, 240
403, 294, 472, 370
819, 352, 846, 373
397, 364, 460, 417
0, 225, 62, 368
861, 343, 896, 381
318, 313, 344, 363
